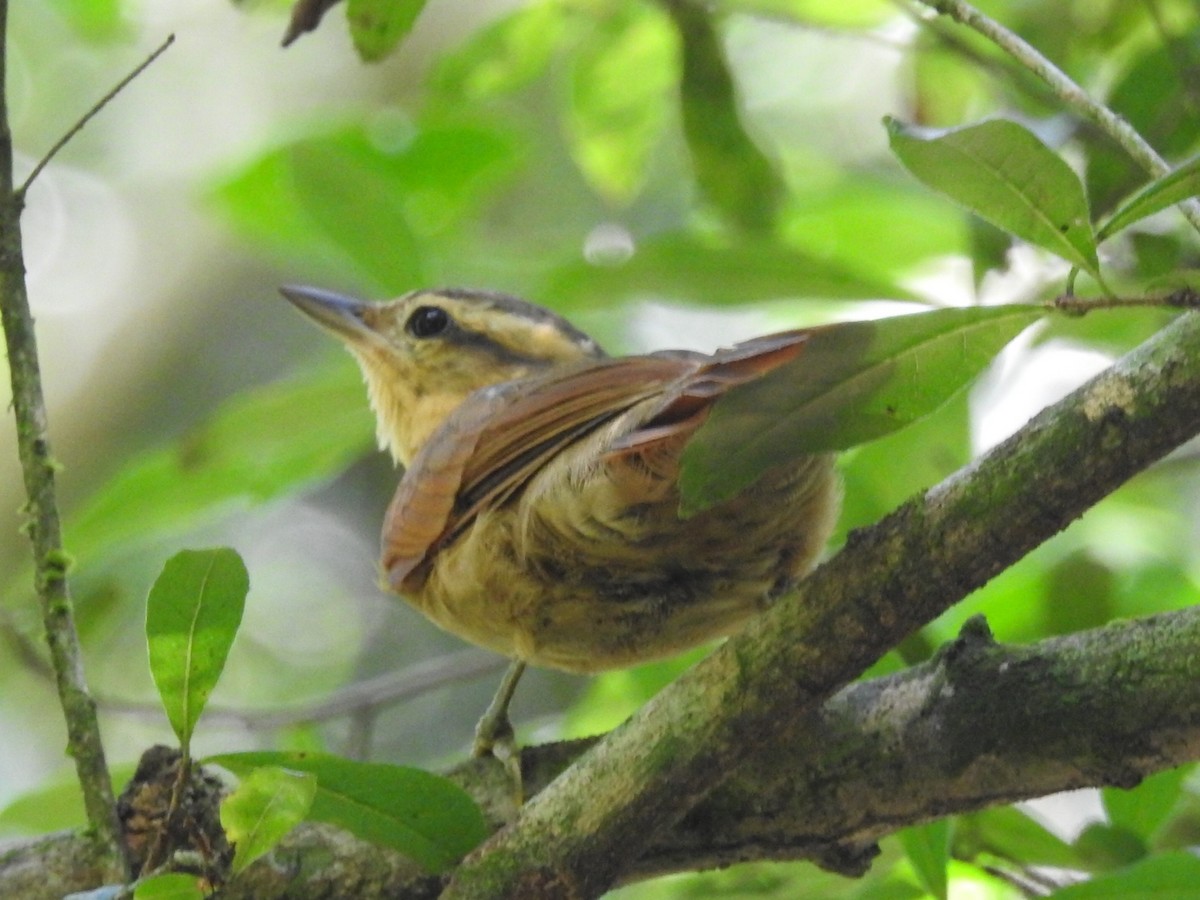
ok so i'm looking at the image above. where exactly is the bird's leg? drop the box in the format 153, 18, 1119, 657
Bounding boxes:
473, 659, 527, 759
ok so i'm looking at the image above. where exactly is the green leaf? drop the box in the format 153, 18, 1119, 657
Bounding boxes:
1041, 552, 1118, 636
679, 305, 1042, 515
897, 820, 950, 900
543, 233, 915, 309
132, 873, 205, 900
346, 0, 426, 62
0, 763, 137, 836
779, 179, 970, 283
1050, 851, 1200, 898
717, 0, 893, 27
1085, 42, 1200, 215
955, 806, 1080, 870
1074, 822, 1147, 871
221, 766, 317, 873
886, 118, 1100, 277
64, 364, 373, 569
565, 2, 674, 203
562, 645, 709, 739
910, 48, 992, 129
210, 751, 487, 873
1097, 155, 1200, 243
211, 123, 516, 292
431, 2, 571, 101
1104, 767, 1191, 843
835, 390, 969, 545
146, 548, 249, 750
664, 0, 784, 230
49, 0, 126, 40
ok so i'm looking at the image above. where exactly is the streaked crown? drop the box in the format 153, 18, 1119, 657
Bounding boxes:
282, 285, 606, 465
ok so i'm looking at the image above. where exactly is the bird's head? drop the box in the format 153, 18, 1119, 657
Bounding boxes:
281, 285, 606, 466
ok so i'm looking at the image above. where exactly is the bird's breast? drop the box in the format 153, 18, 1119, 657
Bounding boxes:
405, 418, 841, 673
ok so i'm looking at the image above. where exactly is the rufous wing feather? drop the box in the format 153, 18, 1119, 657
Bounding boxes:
382, 355, 699, 591
606, 329, 811, 480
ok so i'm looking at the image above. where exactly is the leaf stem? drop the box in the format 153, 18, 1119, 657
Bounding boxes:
0, 1, 128, 878
917, 0, 1200, 236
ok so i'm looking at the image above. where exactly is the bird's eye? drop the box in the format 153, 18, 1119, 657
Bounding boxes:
406, 305, 451, 339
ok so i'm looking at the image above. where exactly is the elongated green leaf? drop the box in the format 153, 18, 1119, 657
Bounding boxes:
718, 0, 892, 27
1097, 155, 1200, 242
210, 751, 487, 873
679, 305, 1042, 515
566, 2, 674, 203
1085, 43, 1200, 215
431, 3, 572, 101
0, 763, 137, 836
955, 806, 1081, 869
1050, 851, 1200, 898
1103, 767, 1191, 842
898, 820, 950, 900
221, 766, 317, 873
347, 0, 426, 62
146, 549, 249, 750
779, 179, 970, 284
665, 0, 784, 230
544, 234, 915, 309
50, 0, 125, 40
1074, 822, 1148, 870
886, 118, 1099, 277
210, 123, 516, 292
64, 364, 373, 570
132, 873, 205, 900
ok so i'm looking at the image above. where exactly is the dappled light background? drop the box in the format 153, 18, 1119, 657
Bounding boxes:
2, 0, 1199, 896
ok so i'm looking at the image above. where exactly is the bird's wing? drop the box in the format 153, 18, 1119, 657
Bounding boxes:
381, 330, 811, 592
381, 356, 694, 591
606, 330, 811, 480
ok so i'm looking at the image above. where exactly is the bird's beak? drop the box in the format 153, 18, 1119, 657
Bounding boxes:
280, 284, 376, 345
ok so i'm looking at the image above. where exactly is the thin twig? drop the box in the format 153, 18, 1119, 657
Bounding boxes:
1051, 286, 1200, 315
0, 4, 143, 878
96, 649, 507, 730
0, 606, 54, 678
892, 0, 1049, 102
913, 0, 1200, 236
18, 33, 174, 197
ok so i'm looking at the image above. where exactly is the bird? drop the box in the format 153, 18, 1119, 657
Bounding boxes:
282, 284, 841, 756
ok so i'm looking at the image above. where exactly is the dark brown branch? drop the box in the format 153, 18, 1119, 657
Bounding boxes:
6, 606, 1198, 899
443, 309, 1200, 898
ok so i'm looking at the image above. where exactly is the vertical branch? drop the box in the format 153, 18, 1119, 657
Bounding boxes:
0, 2, 127, 878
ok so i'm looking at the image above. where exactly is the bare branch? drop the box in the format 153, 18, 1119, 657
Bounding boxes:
19, 34, 175, 197
95, 649, 505, 732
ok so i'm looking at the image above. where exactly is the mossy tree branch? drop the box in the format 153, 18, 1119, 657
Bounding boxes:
0, 0, 126, 879
4, 604, 1199, 899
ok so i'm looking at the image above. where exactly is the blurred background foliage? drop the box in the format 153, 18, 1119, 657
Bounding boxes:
2, 0, 1200, 896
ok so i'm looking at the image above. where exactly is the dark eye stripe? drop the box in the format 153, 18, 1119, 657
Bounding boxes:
442, 327, 556, 367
